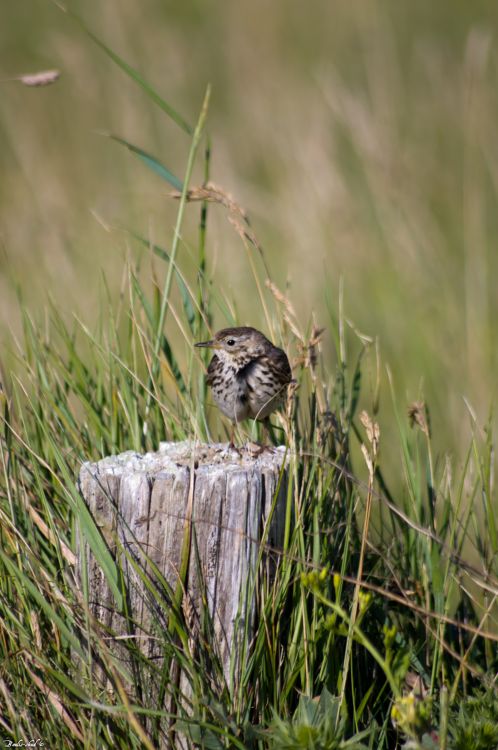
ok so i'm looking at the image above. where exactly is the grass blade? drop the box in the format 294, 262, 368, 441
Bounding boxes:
108, 134, 183, 191
55, 2, 193, 134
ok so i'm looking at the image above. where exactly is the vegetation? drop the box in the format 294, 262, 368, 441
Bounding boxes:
1, 5, 497, 749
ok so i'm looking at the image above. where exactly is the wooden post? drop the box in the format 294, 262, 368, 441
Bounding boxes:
77, 441, 288, 708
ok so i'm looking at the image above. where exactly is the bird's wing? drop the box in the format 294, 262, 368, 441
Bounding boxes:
271, 347, 292, 384
206, 354, 219, 386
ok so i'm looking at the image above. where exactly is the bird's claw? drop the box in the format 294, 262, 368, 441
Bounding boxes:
245, 441, 275, 457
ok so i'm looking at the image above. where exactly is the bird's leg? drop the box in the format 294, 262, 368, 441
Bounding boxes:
262, 417, 271, 446
247, 418, 274, 457
228, 422, 242, 455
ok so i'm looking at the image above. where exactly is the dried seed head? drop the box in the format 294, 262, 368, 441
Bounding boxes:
19, 70, 60, 87
170, 181, 248, 221
408, 401, 430, 438
360, 410, 380, 455
307, 325, 325, 369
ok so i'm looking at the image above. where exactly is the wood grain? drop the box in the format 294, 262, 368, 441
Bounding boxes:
77, 442, 288, 706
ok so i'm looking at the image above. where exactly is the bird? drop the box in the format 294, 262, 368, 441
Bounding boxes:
195, 326, 292, 447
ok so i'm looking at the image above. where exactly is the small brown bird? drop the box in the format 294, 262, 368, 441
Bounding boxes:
195, 326, 292, 446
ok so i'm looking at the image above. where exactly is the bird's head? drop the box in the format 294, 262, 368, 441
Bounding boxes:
195, 326, 269, 365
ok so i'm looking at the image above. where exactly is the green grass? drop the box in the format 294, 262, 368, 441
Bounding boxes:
2, 1, 498, 461
1, 14, 498, 750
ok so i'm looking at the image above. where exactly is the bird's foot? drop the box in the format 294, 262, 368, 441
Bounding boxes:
245, 441, 275, 457
226, 441, 242, 457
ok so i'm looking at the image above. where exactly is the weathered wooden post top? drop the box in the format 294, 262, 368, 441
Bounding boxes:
78, 440, 288, 683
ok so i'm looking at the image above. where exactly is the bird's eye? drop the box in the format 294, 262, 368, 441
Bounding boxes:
226, 339, 235, 346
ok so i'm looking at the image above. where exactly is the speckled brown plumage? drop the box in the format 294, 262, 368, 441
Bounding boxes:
195, 326, 291, 442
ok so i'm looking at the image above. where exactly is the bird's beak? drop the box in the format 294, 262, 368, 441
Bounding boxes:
195, 339, 215, 348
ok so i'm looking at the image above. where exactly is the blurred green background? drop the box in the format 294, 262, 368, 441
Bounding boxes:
1, 0, 497, 456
